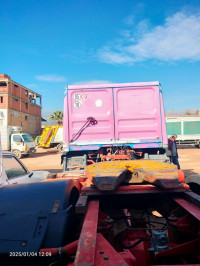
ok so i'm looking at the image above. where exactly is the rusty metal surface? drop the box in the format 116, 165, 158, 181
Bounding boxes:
86, 160, 186, 190
82, 184, 187, 196
92, 170, 128, 191
74, 201, 99, 266
51, 200, 60, 214
75, 195, 88, 214
94, 233, 128, 265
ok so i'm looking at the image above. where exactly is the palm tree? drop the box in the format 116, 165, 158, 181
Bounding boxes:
50, 111, 63, 125
185, 109, 191, 115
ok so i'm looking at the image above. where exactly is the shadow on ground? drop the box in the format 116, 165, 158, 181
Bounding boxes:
183, 169, 199, 178
37, 169, 63, 174
178, 145, 199, 149
32, 149, 61, 158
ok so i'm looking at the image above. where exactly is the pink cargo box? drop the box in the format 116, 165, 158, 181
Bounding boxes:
63, 81, 167, 151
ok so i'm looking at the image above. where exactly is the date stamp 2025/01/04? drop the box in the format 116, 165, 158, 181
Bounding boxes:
9, 251, 52, 257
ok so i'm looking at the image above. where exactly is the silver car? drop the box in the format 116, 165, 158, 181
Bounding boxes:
0, 151, 49, 186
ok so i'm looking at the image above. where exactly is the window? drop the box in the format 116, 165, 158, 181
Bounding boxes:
25, 90, 28, 96
25, 103, 28, 109
0, 96, 3, 103
0, 82, 7, 86
22, 134, 32, 142
25, 116, 28, 121
3, 155, 27, 179
14, 98, 18, 102
13, 135, 22, 142
14, 84, 18, 88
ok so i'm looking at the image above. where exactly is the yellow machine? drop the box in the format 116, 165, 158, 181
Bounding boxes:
38, 126, 63, 150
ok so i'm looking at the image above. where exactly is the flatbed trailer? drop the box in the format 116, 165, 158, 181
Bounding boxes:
69, 188, 200, 266
1, 160, 200, 266
42, 175, 200, 265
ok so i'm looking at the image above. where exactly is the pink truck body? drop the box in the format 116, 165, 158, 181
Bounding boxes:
63, 81, 168, 152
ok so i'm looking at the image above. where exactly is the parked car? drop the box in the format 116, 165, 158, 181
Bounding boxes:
0, 151, 49, 187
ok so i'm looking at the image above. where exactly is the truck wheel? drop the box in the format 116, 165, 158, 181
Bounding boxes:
12, 150, 22, 159
195, 141, 200, 148
57, 143, 63, 152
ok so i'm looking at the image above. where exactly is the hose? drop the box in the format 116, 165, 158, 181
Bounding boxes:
70, 117, 95, 142
119, 234, 151, 249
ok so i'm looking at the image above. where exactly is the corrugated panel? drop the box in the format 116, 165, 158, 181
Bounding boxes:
68, 89, 114, 143
184, 121, 200, 135
114, 86, 162, 142
166, 122, 181, 135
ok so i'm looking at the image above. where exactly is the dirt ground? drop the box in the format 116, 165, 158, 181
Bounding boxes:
177, 147, 200, 177
21, 146, 63, 174
21, 146, 200, 177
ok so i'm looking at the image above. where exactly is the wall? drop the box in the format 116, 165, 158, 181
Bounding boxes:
7, 110, 41, 136
0, 95, 7, 109
0, 109, 8, 126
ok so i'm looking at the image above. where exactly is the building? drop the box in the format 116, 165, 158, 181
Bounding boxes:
0, 74, 42, 136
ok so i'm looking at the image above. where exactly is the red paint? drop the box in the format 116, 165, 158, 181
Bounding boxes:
40, 240, 78, 256
95, 233, 128, 265
173, 197, 200, 221
82, 184, 187, 195
157, 238, 200, 257
74, 201, 99, 265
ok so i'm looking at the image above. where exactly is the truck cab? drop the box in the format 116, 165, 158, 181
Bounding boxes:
0, 126, 36, 158
11, 133, 36, 159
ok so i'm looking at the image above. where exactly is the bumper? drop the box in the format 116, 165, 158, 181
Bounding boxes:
22, 148, 36, 155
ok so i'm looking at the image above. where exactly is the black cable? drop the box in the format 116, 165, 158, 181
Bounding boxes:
147, 221, 168, 227
122, 238, 151, 249
70, 117, 95, 142
119, 232, 151, 249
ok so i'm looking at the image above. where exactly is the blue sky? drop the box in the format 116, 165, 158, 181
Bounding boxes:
1, 0, 200, 114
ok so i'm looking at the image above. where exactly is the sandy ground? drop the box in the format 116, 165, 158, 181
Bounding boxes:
177, 147, 200, 177
21, 146, 63, 173
21, 146, 200, 178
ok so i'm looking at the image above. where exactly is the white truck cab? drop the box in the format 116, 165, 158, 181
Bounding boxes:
11, 133, 36, 158
0, 126, 36, 159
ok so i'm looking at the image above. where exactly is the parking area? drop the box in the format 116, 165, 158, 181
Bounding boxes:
21, 147, 63, 174
21, 146, 200, 177
178, 147, 200, 177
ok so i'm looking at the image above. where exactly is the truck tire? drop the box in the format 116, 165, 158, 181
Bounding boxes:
195, 141, 200, 148
12, 150, 22, 159
57, 143, 63, 152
